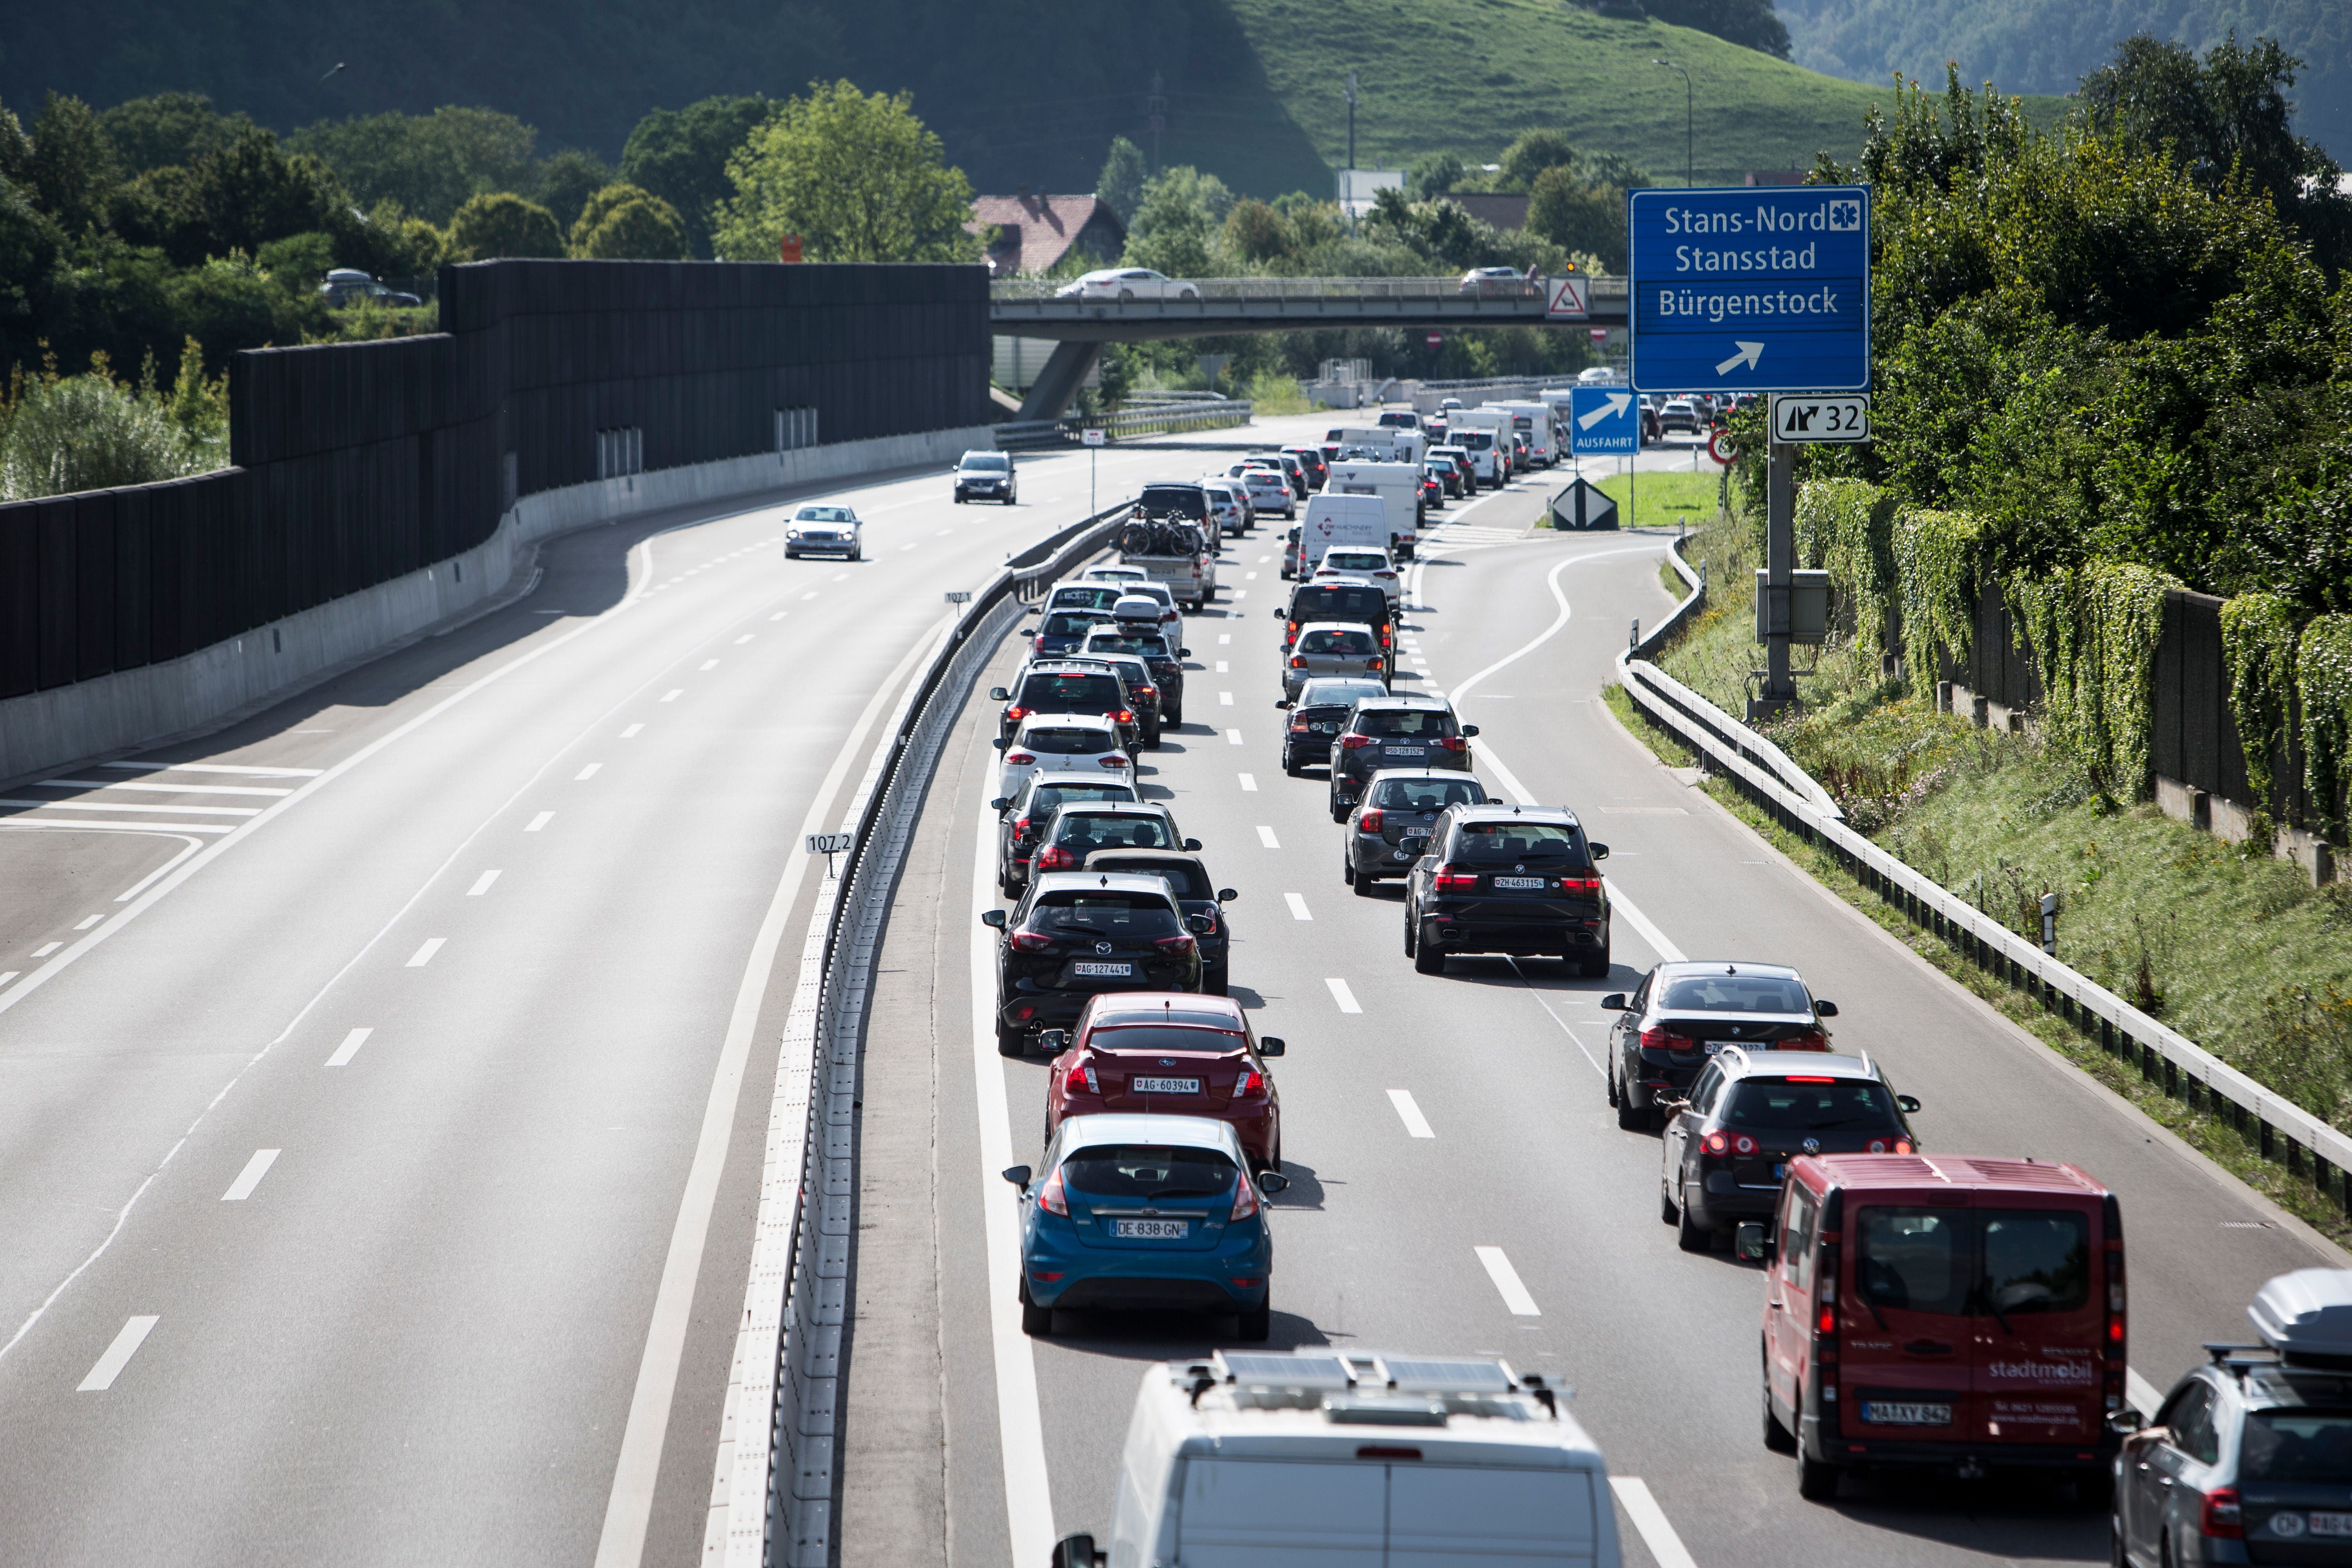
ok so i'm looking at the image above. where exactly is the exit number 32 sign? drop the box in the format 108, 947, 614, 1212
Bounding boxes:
1770, 394, 1870, 443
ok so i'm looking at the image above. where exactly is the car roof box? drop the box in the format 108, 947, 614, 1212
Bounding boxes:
2249, 1270, 2352, 1364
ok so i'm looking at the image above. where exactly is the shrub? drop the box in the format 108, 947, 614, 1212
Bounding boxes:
0, 355, 212, 500
446, 191, 564, 262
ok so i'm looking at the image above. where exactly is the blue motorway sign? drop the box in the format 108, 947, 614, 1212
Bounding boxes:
1626, 185, 1870, 394
1567, 386, 1640, 456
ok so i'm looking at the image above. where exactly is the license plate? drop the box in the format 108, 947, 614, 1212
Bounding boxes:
1313, 723, 1338, 733
1494, 876, 1547, 890
1072, 961, 1133, 977
2311, 1514, 2352, 1537
1388, 747, 1425, 757
1859, 1401, 1952, 1426
1110, 1218, 1189, 1239
1131, 1077, 1200, 1094
1401, 828, 1431, 839
1774, 1163, 1786, 1178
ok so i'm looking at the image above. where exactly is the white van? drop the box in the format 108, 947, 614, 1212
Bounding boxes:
1057, 1350, 1621, 1568
1293, 493, 1390, 576
1330, 425, 1429, 466
1322, 460, 1425, 559
1449, 409, 1514, 487
1487, 401, 1558, 467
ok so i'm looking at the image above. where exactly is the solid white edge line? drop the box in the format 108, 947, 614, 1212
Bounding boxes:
77, 1315, 159, 1392
1608, 1477, 1698, 1568
1387, 1089, 1436, 1139
600, 615, 948, 1568
970, 700, 1059, 1568
220, 1148, 280, 1201
1473, 1245, 1541, 1315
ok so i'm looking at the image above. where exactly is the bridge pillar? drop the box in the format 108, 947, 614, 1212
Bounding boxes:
1015, 341, 1103, 421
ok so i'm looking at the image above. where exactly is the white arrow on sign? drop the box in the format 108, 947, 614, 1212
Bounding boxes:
1577, 392, 1633, 431
1714, 341, 1765, 376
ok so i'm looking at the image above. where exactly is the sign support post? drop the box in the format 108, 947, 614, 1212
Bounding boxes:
1756, 440, 1795, 719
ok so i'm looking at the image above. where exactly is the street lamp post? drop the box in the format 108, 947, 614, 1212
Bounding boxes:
1653, 59, 1692, 186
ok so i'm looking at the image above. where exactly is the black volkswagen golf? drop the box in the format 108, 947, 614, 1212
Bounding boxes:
982, 871, 1205, 1054
1401, 805, 1610, 976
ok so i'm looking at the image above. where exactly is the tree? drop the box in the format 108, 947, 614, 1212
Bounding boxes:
97, 93, 254, 175
1221, 199, 1297, 266
1528, 166, 1626, 270
29, 93, 120, 237
180, 128, 347, 263
1496, 129, 1577, 193
532, 148, 614, 234
290, 107, 536, 226
570, 183, 689, 258
1407, 151, 1465, 201
1095, 135, 1147, 225
1645, 0, 1790, 60
712, 81, 977, 263
1122, 165, 1235, 279
621, 95, 773, 259
447, 191, 564, 262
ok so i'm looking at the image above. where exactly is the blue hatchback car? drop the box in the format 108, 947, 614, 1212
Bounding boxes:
1004, 1114, 1283, 1341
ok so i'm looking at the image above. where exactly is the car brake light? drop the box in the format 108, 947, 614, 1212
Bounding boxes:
1004, 751, 1037, 765
2201, 1488, 2244, 1540
1102, 755, 1128, 769
1818, 1304, 1836, 1334
1115, 709, 1135, 724
1702, 1131, 1728, 1155
1433, 865, 1479, 891
1340, 734, 1374, 750
1232, 1067, 1264, 1098
1032, 636, 1045, 652
1036, 1166, 1069, 1216
1230, 1175, 1261, 1221
1290, 656, 1308, 668
1288, 716, 1309, 732
1009, 930, 1053, 952
1036, 846, 1074, 871
1560, 877, 1602, 892
1004, 706, 1029, 723
1154, 933, 1196, 954
1784, 1075, 1837, 1083
1359, 809, 1384, 832
1733, 1133, 1758, 1155
1786, 1029, 1831, 1050
1380, 627, 1392, 647
1438, 735, 1467, 752
1638, 1026, 1695, 1052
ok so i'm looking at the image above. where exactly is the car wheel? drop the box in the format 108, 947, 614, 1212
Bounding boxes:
1353, 868, 1377, 897
1118, 289, 1134, 302
1676, 1191, 1712, 1253
1579, 937, 1610, 979
1180, 287, 1200, 302
1205, 968, 1228, 997
1403, 906, 1417, 956
955, 492, 965, 504
1412, 922, 1446, 975
1797, 1451, 1841, 1502
1617, 1073, 1648, 1131
1763, 1374, 1798, 1453
1019, 1282, 1052, 1338
852, 548, 864, 562
996, 1022, 1027, 1058
1659, 1174, 1680, 1225
1284, 755, 1302, 778
1342, 854, 1356, 886
1235, 1300, 1271, 1341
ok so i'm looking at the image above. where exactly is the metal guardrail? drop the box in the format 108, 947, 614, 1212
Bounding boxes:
996, 401, 1254, 451
1617, 538, 2352, 1211
721, 499, 1137, 1568
990, 274, 1627, 304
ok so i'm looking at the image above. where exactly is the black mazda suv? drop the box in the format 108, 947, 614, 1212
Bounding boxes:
1080, 848, 1237, 995
982, 871, 1205, 1054
1402, 806, 1610, 975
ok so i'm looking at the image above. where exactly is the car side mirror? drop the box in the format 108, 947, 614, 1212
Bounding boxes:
2109, 1410, 2149, 1436
1461, 724, 1480, 737
990, 796, 1013, 811
991, 737, 1007, 751
1002, 1165, 1032, 1189
1178, 648, 1191, 657
1272, 607, 1285, 619
1275, 699, 1293, 710
1186, 912, 1213, 934
990, 687, 1010, 701
1735, 1222, 1773, 1264
980, 909, 1007, 929
1258, 1036, 1284, 1056
1050, 1534, 1105, 1568
1256, 1171, 1289, 1195
1897, 1095, 1921, 1115
1217, 887, 1237, 902
1182, 838, 1201, 851
1598, 993, 1628, 1011
1589, 843, 1610, 860
1039, 1029, 1071, 1053
1814, 1000, 1838, 1018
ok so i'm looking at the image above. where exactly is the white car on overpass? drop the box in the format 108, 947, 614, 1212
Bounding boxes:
1056, 268, 1202, 303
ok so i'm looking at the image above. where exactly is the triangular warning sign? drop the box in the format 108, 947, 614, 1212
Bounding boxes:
1545, 276, 1589, 320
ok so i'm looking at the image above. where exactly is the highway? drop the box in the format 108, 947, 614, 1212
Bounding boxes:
858, 458, 2345, 1568
0, 415, 1336, 1568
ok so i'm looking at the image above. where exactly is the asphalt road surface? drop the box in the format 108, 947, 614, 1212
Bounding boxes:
0, 412, 1344, 1568
860, 461, 2345, 1568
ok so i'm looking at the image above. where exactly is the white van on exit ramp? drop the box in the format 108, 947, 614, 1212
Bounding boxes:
1049, 1349, 1622, 1568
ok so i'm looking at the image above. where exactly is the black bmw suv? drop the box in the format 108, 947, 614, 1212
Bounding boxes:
1081, 848, 1237, 995
1328, 695, 1475, 820
981, 871, 1205, 1054
1600, 960, 1838, 1130
1401, 805, 1609, 975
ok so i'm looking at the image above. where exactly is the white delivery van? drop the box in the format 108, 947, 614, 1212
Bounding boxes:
1488, 401, 1559, 468
1055, 1349, 1620, 1568
1294, 493, 1389, 577
1331, 425, 1428, 466
1323, 460, 1425, 559
1449, 408, 1514, 487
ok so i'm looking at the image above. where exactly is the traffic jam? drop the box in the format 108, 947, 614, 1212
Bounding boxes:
970, 411, 2352, 1568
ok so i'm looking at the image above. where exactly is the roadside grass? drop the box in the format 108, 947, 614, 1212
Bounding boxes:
1617, 510, 2352, 1223
1594, 469, 1724, 535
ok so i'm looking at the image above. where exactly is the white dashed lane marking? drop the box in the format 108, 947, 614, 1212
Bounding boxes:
1475, 1246, 1541, 1315
1325, 978, 1362, 1014
78, 1316, 159, 1392
1387, 1090, 1436, 1138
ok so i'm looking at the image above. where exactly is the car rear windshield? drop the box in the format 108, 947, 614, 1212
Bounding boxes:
1137, 485, 1207, 520
1042, 612, 1109, 637
1722, 1079, 1898, 1133
1299, 629, 1377, 655
1325, 553, 1387, 572
2243, 1413, 2352, 1482
1052, 814, 1175, 851
1087, 858, 1209, 898
1450, 822, 1586, 864
1087, 635, 1171, 660
1371, 777, 1486, 810
961, 454, 1009, 471
1021, 726, 1114, 755
1291, 588, 1389, 624
1087, 1025, 1244, 1054
1019, 674, 1123, 710
1029, 891, 1178, 935
1355, 709, 1458, 739
1659, 975, 1813, 1014
1459, 432, 1495, 450
1853, 1208, 2090, 1317
1028, 782, 1135, 811
1058, 1144, 1236, 1200
1049, 587, 1122, 612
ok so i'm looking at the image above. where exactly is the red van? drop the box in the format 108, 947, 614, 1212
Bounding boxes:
1743, 1153, 2126, 1502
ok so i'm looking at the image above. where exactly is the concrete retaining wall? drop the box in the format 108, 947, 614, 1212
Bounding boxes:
0, 424, 994, 784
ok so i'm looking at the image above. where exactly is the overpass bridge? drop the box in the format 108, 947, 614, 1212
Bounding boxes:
992, 274, 1629, 418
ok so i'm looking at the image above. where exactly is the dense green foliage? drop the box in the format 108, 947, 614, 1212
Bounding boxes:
621, 96, 773, 259
712, 82, 975, 264
569, 185, 690, 260
0, 343, 228, 499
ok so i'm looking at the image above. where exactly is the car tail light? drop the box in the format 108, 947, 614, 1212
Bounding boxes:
1113, 709, 1134, 725
1438, 736, 1468, 752
2201, 1489, 2244, 1540
1009, 930, 1053, 952
1013, 817, 1031, 837
1036, 1166, 1069, 1216
1102, 755, 1128, 769
2104, 1213, 2127, 1405
1893, 1137, 1915, 1153
1032, 636, 1045, 652
1286, 620, 1299, 636
1004, 751, 1037, 765
1560, 877, 1602, 892
1434, 865, 1479, 891
1733, 1133, 1758, 1155
1818, 1303, 1836, 1334
1359, 809, 1384, 832
1340, 734, 1374, 750
1035, 846, 1075, 871
1154, 933, 1196, 955
1004, 706, 1029, 723
1136, 686, 1155, 699
1786, 1029, 1831, 1051
1702, 1131, 1729, 1156
1290, 656, 1308, 668
1784, 1075, 1837, 1083
1637, 1026, 1695, 1052
1376, 571, 1396, 580
1079, 1062, 1100, 1094
1230, 1175, 1261, 1221
1232, 1067, 1264, 1098
1288, 716, 1309, 732
1380, 627, 1392, 647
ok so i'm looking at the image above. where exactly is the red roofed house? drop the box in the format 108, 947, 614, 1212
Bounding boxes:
968, 190, 1127, 278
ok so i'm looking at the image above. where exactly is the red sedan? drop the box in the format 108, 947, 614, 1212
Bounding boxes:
1041, 993, 1285, 1171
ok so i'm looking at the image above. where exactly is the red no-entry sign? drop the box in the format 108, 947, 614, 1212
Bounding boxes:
1425, 332, 1442, 348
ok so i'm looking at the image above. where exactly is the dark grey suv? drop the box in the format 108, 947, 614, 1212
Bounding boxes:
1327, 695, 1475, 821
1342, 770, 1488, 892
1401, 805, 1610, 975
